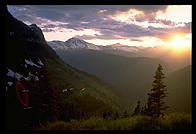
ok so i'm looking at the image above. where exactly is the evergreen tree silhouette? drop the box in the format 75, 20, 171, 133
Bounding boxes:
145, 64, 168, 118
103, 111, 107, 119
123, 110, 129, 118
113, 112, 119, 120
132, 100, 141, 116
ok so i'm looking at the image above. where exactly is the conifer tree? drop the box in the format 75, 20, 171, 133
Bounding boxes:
103, 111, 107, 119
132, 100, 141, 116
123, 110, 129, 118
145, 64, 168, 118
113, 112, 119, 120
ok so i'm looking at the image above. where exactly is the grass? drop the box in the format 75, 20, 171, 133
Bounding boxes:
158, 112, 192, 130
37, 112, 192, 130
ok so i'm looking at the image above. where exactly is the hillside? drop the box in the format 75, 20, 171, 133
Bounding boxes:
5, 7, 120, 129
54, 49, 171, 108
48, 38, 191, 113
137, 65, 192, 114
165, 65, 192, 114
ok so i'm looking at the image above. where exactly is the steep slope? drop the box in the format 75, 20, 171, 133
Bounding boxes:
165, 65, 192, 114
5, 7, 120, 129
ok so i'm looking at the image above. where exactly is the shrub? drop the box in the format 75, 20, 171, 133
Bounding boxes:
37, 113, 192, 130
158, 112, 192, 130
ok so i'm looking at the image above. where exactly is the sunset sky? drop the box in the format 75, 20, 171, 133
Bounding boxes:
8, 5, 192, 47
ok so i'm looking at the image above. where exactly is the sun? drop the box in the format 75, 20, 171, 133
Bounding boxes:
168, 36, 190, 53
171, 38, 187, 48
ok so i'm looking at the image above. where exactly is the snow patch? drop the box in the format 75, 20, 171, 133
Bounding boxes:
24, 72, 39, 81
70, 88, 74, 91
62, 89, 68, 92
10, 32, 14, 36
81, 88, 86, 91
22, 90, 29, 93
25, 59, 41, 68
24, 72, 32, 81
62, 88, 75, 92
8, 82, 13, 86
7, 69, 15, 77
15, 72, 23, 81
24, 107, 32, 110
37, 59, 44, 66
35, 76, 39, 81
7, 68, 23, 81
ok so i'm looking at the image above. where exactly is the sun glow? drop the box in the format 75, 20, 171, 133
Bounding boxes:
168, 36, 191, 53
171, 38, 187, 48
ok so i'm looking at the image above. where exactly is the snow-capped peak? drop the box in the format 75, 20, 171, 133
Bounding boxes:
64, 37, 92, 49
66, 37, 87, 44
48, 37, 101, 50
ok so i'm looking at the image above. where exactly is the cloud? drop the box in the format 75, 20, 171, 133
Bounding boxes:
148, 22, 192, 41
42, 28, 55, 32
7, 5, 191, 43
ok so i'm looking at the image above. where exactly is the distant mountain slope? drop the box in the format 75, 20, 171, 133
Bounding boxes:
5, 7, 120, 129
55, 49, 170, 107
165, 65, 192, 114
48, 38, 191, 112
135, 65, 192, 114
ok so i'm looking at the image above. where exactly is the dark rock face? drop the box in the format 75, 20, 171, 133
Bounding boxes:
5, 7, 58, 66
5, 6, 58, 129
6, 10, 46, 44
28, 24, 46, 44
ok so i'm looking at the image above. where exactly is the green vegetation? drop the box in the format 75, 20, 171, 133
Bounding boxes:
37, 113, 191, 130
36, 63, 192, 130
47, 57, 121, 111
55, 49, 191, 114
165, 65, 192, 113
57, 49, 169, 108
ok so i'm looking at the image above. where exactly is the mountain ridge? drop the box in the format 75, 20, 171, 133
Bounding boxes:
48, 37, 191, 72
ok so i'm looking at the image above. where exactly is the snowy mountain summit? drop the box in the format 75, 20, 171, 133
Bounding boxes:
48, 37, 100, 50
48, 37, 144, 53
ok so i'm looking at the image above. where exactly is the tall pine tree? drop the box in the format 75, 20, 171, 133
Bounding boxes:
132, 100, 141, 116
145, 64, 168, 118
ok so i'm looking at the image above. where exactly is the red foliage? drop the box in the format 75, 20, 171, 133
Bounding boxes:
16, 81, 29, 107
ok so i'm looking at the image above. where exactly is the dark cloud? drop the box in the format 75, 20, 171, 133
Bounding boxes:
42, 28, 55, 32
42, 24, 57, 28
8, 5, 168, 23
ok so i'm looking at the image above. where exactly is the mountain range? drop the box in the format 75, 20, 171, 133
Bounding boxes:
48, 37, 191, 71
48, 37, 191, 113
